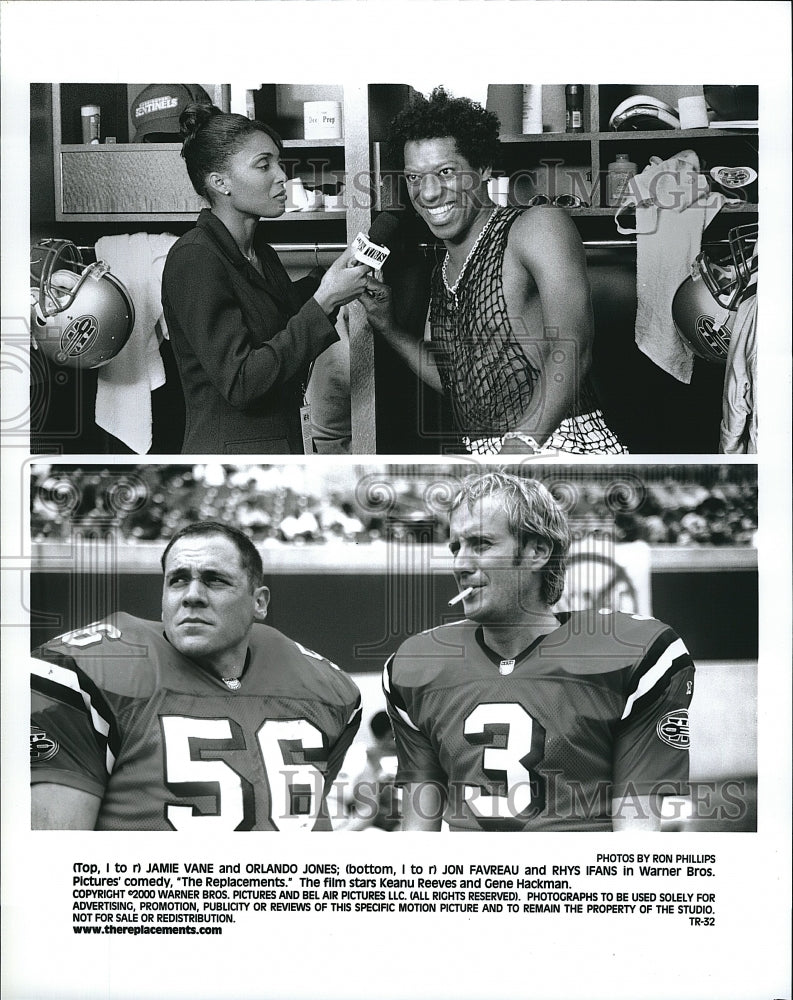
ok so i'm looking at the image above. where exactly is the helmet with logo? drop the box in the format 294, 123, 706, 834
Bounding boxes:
30, 240, 135, 369
671, 224, 757, 362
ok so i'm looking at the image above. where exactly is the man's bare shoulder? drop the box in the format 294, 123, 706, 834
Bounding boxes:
509, 206, 582, 254
508, 205, 583, 271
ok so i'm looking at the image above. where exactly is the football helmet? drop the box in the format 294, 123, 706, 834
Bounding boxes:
30, 240, 135, 369
609, 95, 680, 131
672, 224, 757, 362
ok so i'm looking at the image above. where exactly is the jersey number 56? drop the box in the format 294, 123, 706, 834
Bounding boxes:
161, 716, 325, 832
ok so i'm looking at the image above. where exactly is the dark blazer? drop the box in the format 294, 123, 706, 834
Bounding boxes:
161, 210, 338, 454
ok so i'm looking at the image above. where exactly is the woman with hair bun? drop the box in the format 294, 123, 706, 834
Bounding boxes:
162, 102, 372, 453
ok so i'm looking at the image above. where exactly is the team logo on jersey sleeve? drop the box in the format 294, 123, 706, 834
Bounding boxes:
31, 726, 59, 763
59, 621, 122, 648
656, 710, 690, 749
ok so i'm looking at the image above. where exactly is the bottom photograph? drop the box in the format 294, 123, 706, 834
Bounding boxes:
29, 461, 757, 833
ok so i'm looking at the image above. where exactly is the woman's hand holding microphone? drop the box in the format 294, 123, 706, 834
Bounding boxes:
312, 247, 373, 314
313, 214, 397, 317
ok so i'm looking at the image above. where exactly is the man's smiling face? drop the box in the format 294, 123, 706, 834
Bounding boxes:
403, 137, 491, 244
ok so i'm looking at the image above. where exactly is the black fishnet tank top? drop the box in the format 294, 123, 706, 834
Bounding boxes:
430, 207, 597, 439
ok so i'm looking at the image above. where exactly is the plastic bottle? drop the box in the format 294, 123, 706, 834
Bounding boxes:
565, 85, 584, 133
521, 85, 543, 134
80, 105, 101, 144
606, 152, 637, 207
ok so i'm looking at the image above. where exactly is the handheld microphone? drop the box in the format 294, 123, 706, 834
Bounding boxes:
368, 212, 400, 248
352, 213, 400, 268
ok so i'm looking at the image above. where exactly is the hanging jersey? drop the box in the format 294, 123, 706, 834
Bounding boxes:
383, 610, 694, 831
31, 613, 361, 831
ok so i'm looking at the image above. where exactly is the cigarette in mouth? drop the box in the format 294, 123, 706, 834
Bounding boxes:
448, 586, 474, 607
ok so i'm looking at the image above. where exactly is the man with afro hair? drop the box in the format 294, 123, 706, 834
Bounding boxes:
363, 87, 625, 457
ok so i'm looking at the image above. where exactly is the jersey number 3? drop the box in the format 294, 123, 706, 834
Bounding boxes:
462, 703, 546, 829
161, 716, 325, 832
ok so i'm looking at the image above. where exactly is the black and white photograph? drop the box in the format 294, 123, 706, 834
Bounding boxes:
2, 2, 791, 1000
28, 78, 759, 457
28, 461, 758, 835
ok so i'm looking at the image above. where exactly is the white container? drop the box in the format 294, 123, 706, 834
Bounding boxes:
521, 85, 543, 134
284, 178, 309, 212
606, 153, 637, 207
487, 177, 510, 207
678, 95, 709, 129
303, 189, 324, 211
304, 101, 343, 140
81, 104, 101, 144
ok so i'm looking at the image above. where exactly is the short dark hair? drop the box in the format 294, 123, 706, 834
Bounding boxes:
450, 472, 571, 606
389, 86, 501, 170
160, 520, 264, 590
179, 103, 283, 200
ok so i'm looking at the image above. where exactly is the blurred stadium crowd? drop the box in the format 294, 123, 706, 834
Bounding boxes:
30, 463, 757, 549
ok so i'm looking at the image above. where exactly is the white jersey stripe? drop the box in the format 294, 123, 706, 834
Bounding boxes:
32, 658, 117, 773
382, 659, 421, 732
621, 637, 687, 721
393, 703, 420, 732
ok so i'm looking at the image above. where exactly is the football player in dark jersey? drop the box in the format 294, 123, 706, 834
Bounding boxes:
383, 472, 694, 831
31, 521, 361, 830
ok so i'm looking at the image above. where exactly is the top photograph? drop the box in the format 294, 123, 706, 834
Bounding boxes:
29, 82, 759, 457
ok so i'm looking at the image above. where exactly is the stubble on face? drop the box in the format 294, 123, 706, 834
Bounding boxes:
161, 534, 262, 676
449, 496, 544, 627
